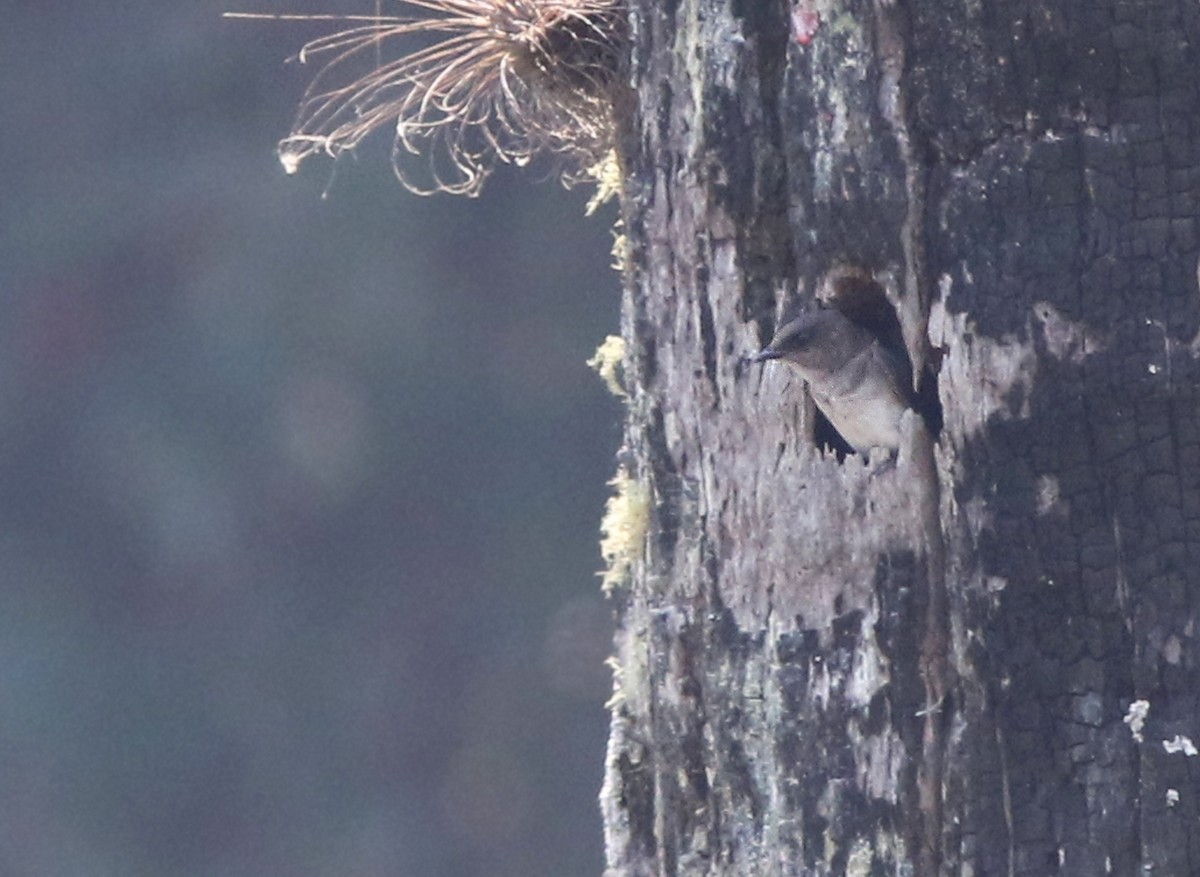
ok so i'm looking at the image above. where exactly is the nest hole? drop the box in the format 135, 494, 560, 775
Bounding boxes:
821, 267, 945, 454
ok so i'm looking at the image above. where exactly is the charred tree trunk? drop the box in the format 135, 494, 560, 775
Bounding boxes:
601, 1, 1200, 874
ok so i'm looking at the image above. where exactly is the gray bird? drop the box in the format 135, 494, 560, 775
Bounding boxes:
753, 309, 912, 452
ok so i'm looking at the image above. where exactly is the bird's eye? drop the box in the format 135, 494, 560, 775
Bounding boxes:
787, 331, 812, 350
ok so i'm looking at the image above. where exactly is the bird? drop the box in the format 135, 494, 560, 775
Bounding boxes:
753, 308, 913, 453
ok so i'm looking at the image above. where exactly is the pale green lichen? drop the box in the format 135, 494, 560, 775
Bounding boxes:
587, 335, 628, 398
598, 468, 649, 593
585, 150, 623, 215
609, 230, 631, 274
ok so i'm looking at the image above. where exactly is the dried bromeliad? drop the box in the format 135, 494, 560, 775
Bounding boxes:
230, 1, 627, 195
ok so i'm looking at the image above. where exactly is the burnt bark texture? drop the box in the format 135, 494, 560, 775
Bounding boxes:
600, 1, 1200, 875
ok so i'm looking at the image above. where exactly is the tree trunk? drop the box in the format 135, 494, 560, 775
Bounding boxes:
600, 1, 1200, 875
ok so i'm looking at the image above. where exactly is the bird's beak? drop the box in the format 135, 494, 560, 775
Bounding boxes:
752, 348, 782, 363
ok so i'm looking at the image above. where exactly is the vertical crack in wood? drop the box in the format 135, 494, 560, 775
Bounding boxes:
909, 422, 948, 877
995, 722, 1015, 877
874, 1, 950, 872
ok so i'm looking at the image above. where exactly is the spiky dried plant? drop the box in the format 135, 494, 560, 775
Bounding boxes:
228, 1, 626, 196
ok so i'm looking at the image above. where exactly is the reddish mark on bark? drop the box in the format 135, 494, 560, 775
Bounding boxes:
791, 5, 820, 46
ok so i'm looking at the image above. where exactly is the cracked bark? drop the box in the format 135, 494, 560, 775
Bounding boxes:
600, 1, 1200, 875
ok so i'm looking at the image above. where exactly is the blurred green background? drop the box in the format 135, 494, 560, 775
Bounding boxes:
0, 4, 621, 876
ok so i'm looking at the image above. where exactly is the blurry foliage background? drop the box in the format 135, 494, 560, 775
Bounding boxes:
0, 4, 621, 875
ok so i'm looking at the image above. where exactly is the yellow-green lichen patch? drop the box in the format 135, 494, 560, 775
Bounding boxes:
588, 335, 628, 398
598, 468, 649, 593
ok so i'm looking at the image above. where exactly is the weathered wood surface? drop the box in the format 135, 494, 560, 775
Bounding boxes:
601, 1, 1200, 874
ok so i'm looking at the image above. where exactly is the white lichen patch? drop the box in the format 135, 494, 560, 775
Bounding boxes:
1036, 474, 1067, 517
1162, 735, 1198, 756
845, 836, 875, 877
1124, 699, 1150, 743
850, 725, 905, 803
1163, 636, 1183, 665
598, 468, 649, 593
588, 335, 628, 398
603, 655, 625, 709
1032, 301, 1108, 363
929, 279, 1038, 440
846, 616, 890, 709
